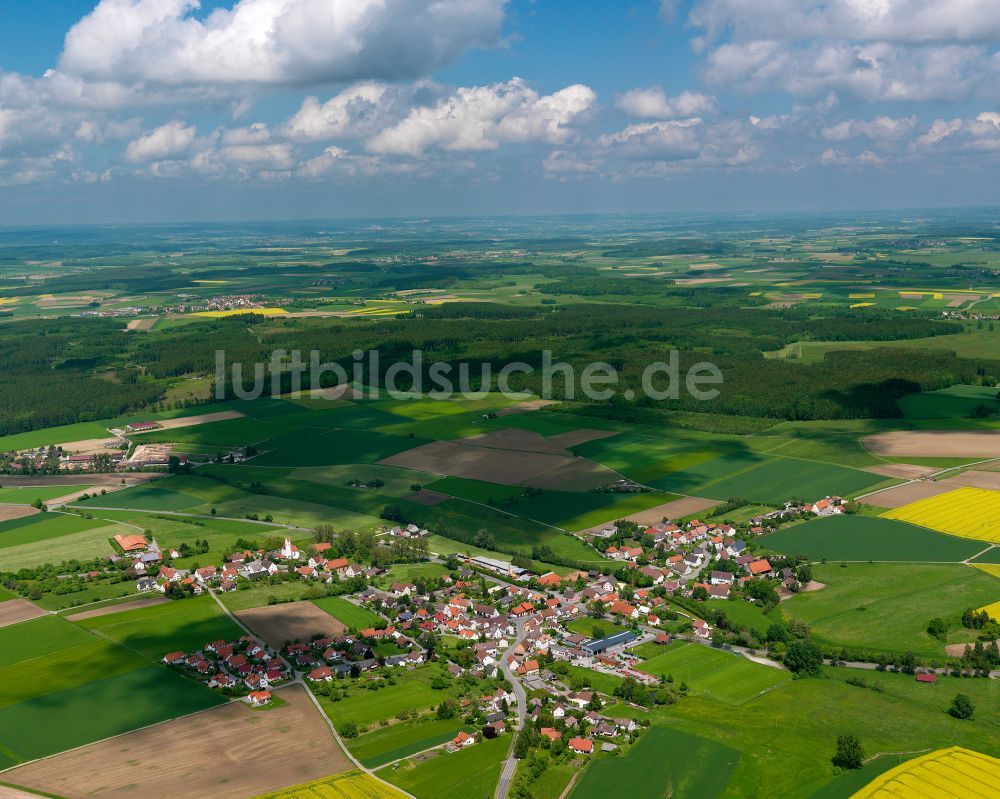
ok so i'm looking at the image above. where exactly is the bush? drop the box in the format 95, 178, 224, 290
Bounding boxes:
785, 639, 824, 677
948, 693, 974, 720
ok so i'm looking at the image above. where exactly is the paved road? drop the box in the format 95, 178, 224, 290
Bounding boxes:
495, 620, 528, 799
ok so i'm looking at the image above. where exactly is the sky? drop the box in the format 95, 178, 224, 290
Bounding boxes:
2, 0, 1000, 224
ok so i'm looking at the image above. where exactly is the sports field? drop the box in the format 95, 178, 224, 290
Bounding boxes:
636, 642, 790, 704
761, 515, 985, 563
570, 726, 739, 799
883, 487, 1000, 542
256, 771, 409, 799
847, 746, 1000, 798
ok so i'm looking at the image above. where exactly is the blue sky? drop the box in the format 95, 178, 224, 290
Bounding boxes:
2, 0, 1000, 224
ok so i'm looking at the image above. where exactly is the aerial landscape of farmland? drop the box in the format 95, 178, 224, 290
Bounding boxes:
3, 1, 1000, 797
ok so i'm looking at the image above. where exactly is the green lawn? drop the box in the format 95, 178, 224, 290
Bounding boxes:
713, 600, 776, 635
637, 642, 791, 704
312, 596, 386, 630
385, 736, 508, 799
564, 618, 630, 639
351, 718, 474, 768
218, 582, 325, 611
0, 523, 121, 572
760, 515, 986, 563
897, 384, 1000, 419
570, 726, 740, 799
75, 594, 243, 660
780, 562, 1000, 659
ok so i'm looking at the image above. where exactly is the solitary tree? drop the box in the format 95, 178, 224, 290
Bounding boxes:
948, 694, 974, 720
832, 733, 865, 770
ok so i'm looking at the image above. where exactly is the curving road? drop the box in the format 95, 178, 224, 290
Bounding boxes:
495, 619, 528, 799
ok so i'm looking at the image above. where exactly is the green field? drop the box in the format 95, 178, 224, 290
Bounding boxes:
312, 596, 386, 629
350, 718, 474, 768
75, 594, 244, 660
760, 515, 986, 562
897, 384, 1000, 419
637, 642, 791, 704
0, 615, 95, 668
0, 665, 224, 763
385, 736, 508, 799
570, 726, 740, 799
0, 512, 107, 549
780, 563, 1000, 658
0, 524, 121, 572
319, 666, 459, 729
0, 485, 89, 504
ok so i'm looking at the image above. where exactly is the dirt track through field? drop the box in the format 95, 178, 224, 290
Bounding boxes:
379, 439, 616, 490
2, 684, 351, 799
0, 474, 159, 488
235, 600, 347, 647
0, 598, 46, 628
132, 410, 245, 432
863, 430, 1000, 457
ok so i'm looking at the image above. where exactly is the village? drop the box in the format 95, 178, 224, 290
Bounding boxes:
121, 496, 856, 764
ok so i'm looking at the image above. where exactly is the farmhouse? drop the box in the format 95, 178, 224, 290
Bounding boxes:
114, 533, 148, 552
568, 737, 593, 755
125, 421, 160, 433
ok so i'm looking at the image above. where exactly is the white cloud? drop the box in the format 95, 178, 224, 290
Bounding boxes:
125, 121, 196, 162
689, 0, 1000, 44
599, 118, 704, 159
367, 78, 595, 156
822, 115, 916, 141
615, 88, 718, 119
60, 0, 506, 87
284, 83, 391, 141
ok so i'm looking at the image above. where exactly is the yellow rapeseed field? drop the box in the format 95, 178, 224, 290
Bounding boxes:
850, 302, 875, 308
254, 770, 409, 799
882, 487, 1000, 543
849, 746, 1000, 798
192, 307, 287, 318
849, 293, 876, 299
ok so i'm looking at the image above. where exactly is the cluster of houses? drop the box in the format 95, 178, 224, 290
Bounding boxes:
290, 628, 425, 680
162, 635, 290, 699
131, 537, 386, 595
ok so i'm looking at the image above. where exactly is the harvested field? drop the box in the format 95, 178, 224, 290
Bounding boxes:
0, 599, 46, 628
463, 428, 569, 455
547, 428, 619, 448
942, 470, 1000, 491
65, 596, 170, 621
0, 787, 50, 799
379, 441, 615, 491
0, 506, 39, 523
125, 318, 156, 331
235, 600, 347, 647
863, 430, 1000, 457
860, 481, 956, 508
578, 496, 718, 532
55, 437, 125, 455
3, 685, 351, 799
404, 490, 449, 506
945, 639, 1000, 657
863, 463, 938, 479
133, 410, 245, 432
0, 473, 158, 488
494, 399, 558, 417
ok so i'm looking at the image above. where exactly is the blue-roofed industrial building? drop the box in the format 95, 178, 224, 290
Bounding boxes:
582, 630, 636, 657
